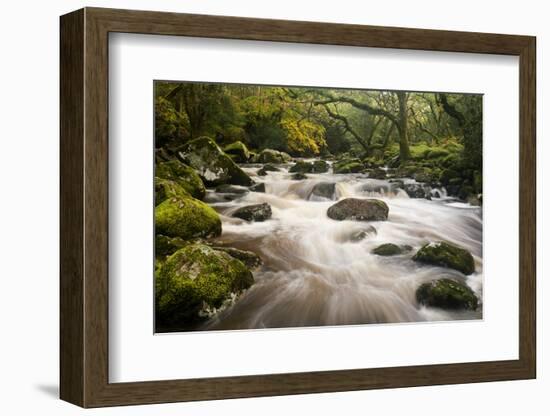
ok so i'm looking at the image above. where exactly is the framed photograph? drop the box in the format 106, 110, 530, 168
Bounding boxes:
60, 7, 536, 408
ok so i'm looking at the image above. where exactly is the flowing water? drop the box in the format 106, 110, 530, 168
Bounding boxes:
203, 160, 483, 330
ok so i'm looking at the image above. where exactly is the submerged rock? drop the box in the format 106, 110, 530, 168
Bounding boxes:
232, 203, 272, 222
156, 159, 206, 200
308, 182, 337, 200
371, 243, 412, 256
349, 226, 377, 242
178, 136, 253, 186
250, 182, 266, 193
156, 244, 254, 329
416, 278, 478, 310
255, 149, 291, 164
223, 141, 250, 163
291, 172, 308, 180
413, 241, 475, 275
155, 196, 222, 240
212, 246, 263, 269
403, 183, 431, 199
327, 198, 389, 221
215, 184, 249, 194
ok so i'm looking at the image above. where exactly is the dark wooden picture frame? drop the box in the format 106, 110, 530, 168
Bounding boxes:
60, 7, 536, 408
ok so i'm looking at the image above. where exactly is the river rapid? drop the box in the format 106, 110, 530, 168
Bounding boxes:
202, 160, 483, 330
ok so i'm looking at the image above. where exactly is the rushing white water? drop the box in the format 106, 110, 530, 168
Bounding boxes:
203, 161, 483, 330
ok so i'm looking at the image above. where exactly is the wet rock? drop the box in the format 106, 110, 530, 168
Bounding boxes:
155, 235, 187, 258
416, 278, 478, 310
232, 203, 272, 222
156, 244, 254, 329
215, 184, 249, 194
255, 149, 292, 164
368, 168, 387, 179
178, 136, 253, 186
327, 198, 389, 221
413, 241, 475, 275
155, 196, 222, 240
212, 246, 263, 269
289, 160, 313, 173
403, 183, 430, 199
371, 243, 412, 256
258, 164, 280, 176
312, 160, 329, 173
250, 182, 266, 193
349, 226, 377, 242
291, 172, 308, 180
308, 182, 337, 200
156, 159, 206, 200
223, 141, 250, 163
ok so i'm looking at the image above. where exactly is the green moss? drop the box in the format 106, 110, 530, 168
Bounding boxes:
312, 160, 329, 173
155, 195, 222, 240
155, 244, 254, 329
224, 141, 251, 163
155, 234, 188, 258
413, 241, 475, 275
155, 177, 189, 206
333, 158, 364, 174
289, 161, 313, 173
179, 136, 253, 186
156, 160, 206, 200
371, 243, 411, 256
416, 278, 478, 310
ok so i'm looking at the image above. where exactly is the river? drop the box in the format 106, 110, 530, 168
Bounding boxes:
202, 160, 483, 330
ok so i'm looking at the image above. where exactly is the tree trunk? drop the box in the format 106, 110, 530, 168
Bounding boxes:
396, 91, 411, 163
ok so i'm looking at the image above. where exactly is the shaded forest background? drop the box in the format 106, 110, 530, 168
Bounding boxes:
155, 82, 483, 198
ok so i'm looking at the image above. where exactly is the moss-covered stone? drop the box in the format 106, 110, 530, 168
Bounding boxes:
312, 160, 329, 173
256, 149, 292, 164
327, 198, 389, 221
371, 243, 412, 256
155, 177, 190, 206
155, 234, 187, 258
333, 158, 364, 174
289, 160, 313, 173
413, 241, 475, 275
178, 136, 253, 186
156, 244, 254, 329
212, 246, 263, 269
224, 141, 251, 163
156, 160, 206, 200
416, 278, 478, 310
155, 196, 222, 240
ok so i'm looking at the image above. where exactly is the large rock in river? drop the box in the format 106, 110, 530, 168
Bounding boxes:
308, 182, 337, 200
416, 278, 478, 310
155, 195, 222, 240
156, 159, 205, 200
156, 244, 254, 329
232, 203, 272, 222
223, 141, 250, 163
255, 149, 291, 164
178, 136, 253, 186
413, 241, 475, 275
327, 198, 389, 221
155, 177, 190, 206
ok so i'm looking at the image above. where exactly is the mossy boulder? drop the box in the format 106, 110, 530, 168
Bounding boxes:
155, 177, 190, 206
212, 246, 262, 269
413, 242, 475, 275
156, 244, 254, 329
224, 141, 251, 163
178, 136, 253, 186
371, 243, 412, 256
256, 149, 292, 164
156, 160, 206, 200
155, 234, 187, 258
312, 160, 329, 173
291, 172, 308, 180
327, 198, 389, 221
155, 196, 222, 240
416, 278, 478, 310
232, 203, 272, 222
308, 182, 337, 200
333, 158, 364, 174
289, 160, 314, 173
